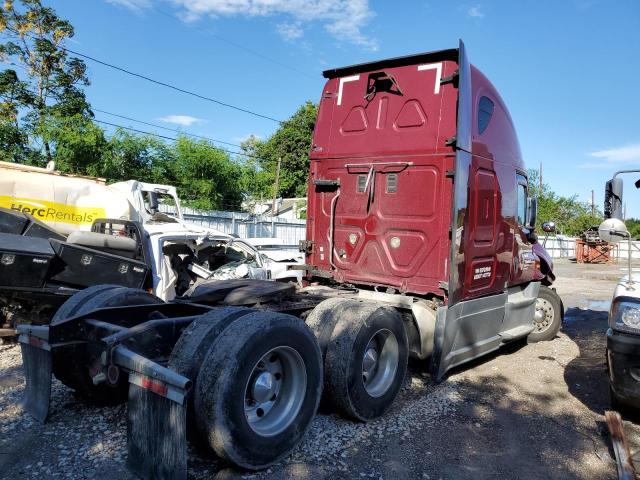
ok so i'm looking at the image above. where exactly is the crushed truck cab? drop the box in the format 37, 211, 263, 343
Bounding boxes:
17, 42, 563, 479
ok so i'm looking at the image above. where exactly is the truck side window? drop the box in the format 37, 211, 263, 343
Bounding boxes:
478, 96, 494, 134
516, 174, 528, 225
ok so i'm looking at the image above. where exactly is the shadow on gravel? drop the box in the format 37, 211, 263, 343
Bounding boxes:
0, 364, 24, 389
562, 308, 611, 415
430, 372, 614, 480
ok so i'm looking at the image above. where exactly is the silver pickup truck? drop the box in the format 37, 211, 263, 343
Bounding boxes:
600, 171, 640, 410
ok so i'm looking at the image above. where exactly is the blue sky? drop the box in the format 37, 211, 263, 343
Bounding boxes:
48, 0, 640, 216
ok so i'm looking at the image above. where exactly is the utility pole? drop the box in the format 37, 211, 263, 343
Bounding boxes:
271, 157, 282, 216
591, 190, 595, 216
539, 162, 543, 192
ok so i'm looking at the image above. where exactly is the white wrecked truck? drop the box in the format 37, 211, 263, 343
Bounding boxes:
0, 162, 301, 334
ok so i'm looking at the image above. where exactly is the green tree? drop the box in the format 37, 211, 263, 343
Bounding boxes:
162, 136, 245, 211
0, 68, 34, 161
37, 113, 107, 176
242, 102, 317, 199
528, 168, 602, 236
0, 0, 92, 162
625, 218, 640, 240
101, 129, 165, 182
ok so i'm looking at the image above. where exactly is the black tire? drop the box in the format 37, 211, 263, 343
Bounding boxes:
528, 285, 563, 343
324, 300, 408, 421
167, 306, 253, 435
50, 284, 121, 325
52, 287, 162, 401
194, 311, 322, 469
610, 386, 634, 417
305, 297, 353, 357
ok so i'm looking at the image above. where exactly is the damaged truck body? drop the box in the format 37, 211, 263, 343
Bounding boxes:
17, 42, 563, 479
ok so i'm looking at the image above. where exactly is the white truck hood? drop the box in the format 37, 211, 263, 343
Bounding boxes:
143, 221, 232, 240
613, 275, 640, 301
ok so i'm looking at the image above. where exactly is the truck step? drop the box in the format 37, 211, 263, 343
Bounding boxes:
499, 324, 534, 341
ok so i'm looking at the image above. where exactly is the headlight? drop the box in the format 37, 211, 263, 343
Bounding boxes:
611, 301, 640, 332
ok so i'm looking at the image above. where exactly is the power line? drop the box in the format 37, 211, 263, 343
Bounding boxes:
96, 119, 176, 140
153, 7, 315, 80
93, 108, 246, 149
94, 118, 263, 161
4, 26, 283, 123
63, 46, 283, 123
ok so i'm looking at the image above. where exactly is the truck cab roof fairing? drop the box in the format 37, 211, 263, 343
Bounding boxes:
470, 66, 524, 171
322, 48, 459, 79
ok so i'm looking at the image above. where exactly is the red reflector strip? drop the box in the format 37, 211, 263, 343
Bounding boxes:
28, 336, 44, 348
141, 376, 169, 397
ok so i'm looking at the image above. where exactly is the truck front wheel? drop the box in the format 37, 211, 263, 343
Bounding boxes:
194, 311, 322, 469
528, 285, 563, 343
324, 301, 408, 421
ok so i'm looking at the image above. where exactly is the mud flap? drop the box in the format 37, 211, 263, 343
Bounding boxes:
127, 373, 188, 480
18, 332, 52, 423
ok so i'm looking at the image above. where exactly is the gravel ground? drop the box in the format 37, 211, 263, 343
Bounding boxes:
0, 259, 636, 479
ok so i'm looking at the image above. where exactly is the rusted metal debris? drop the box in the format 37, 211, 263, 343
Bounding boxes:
605, 410, 636, 480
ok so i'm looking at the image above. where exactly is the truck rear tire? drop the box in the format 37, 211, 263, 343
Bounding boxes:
50, 284, 121, 325
52, 286, 162, 401
194, 311, 322, 469
305, 296, 353, 356
168, 306, 253, 435
324, 300, 408, 421
528, 286, 563, 343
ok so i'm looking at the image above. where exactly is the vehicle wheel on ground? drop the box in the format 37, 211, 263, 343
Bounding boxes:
168, 306, 253, 435
194, 311, 322, 469
610, 386, 635, 417
305, 296, 354, 356
528, 285, 563, 343
50, 284, 121, 325
323, 300, 408, 421
52, 286, 163, 401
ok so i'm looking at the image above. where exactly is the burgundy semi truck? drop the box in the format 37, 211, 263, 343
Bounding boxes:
17, 41, 562, 479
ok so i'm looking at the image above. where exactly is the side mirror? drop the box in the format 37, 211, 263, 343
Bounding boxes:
541, 221, 556, 233
604, 177, 623, 219
598, 218, 628, 244
525, 196, 537, 230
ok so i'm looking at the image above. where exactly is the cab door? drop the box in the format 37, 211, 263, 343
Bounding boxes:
511, 172, 537, 285
462, 156, 500, 299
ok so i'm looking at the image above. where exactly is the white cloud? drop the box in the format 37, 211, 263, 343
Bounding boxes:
579, 143, 640, 169
589, 144, 640, 163
468, 5, 485, 18
277, 22, 304, 42
234, 133, 263, 143
108, 0, 377, 50
106, 0, 150, 11
157, 115, 203, 126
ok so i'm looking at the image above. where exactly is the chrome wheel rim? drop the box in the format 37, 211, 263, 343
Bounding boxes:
244, 346, 307, 437
533, 298, 555, 333
361, 329, 399, 398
